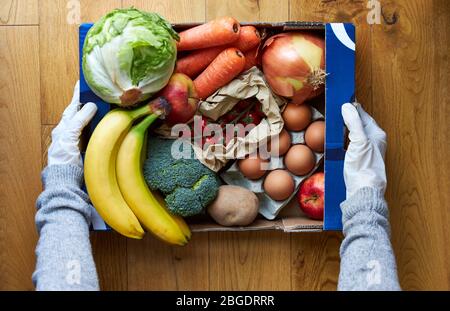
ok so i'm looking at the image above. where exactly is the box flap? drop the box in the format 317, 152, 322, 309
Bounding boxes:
323, 23, 355, 230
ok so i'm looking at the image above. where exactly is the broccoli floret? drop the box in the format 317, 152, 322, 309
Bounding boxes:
143, 137, 220, 217
192, 174, 220, 207
165, 188, 203, 217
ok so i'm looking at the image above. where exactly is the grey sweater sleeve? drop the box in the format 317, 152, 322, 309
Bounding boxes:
338, 187, 401, 291
33, 165, 99, 291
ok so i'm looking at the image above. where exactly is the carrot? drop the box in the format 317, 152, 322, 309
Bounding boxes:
242, 46, 259, 72
232, 26, 261, 52
176, 46, 224, 78
176, 26, 261, 78
177, 17, 240, 51
194, 48, 246, 99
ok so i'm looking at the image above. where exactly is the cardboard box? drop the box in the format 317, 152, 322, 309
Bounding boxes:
79, 22, 355, 233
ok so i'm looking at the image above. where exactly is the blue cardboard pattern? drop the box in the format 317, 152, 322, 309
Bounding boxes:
324, 23, 355, 230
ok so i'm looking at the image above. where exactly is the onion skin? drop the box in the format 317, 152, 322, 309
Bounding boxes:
262, 32, 325, 105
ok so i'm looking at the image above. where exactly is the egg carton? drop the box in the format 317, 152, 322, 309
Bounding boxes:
220, 106, 324, 220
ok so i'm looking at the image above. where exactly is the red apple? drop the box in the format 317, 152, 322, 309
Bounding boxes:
159, 73, 199, 125
297, 172, 324, 220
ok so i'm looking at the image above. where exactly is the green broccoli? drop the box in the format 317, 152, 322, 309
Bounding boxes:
143, 137, 220, 217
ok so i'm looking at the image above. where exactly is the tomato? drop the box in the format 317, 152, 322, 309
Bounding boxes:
252, 101, 265, 117
239, 111, 262, 126
234, 99, 252, 111
220, 111, 239, 124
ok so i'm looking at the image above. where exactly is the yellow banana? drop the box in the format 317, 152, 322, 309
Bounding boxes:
84, 98, 169, 239
116, 114, 191, 245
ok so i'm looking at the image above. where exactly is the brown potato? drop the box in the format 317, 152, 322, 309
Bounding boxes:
207, 185, 259, 226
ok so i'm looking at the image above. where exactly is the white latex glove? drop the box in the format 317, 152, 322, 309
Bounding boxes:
341, 102, 387, 199
48, 81, 97, 167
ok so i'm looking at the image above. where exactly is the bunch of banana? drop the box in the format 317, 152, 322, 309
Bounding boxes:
84, 97, 191, 245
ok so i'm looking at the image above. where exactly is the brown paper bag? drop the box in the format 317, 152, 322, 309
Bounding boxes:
157, 67, 286, 172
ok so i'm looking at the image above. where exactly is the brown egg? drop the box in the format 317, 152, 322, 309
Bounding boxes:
284, 144, 315, 176
268, 129, 292, 156
263, 169, 295, 201
238, 154, 269, 180
305, 121, 325, 152
282, 103, 312, 131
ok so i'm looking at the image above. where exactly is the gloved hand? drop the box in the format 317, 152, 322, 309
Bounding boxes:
341, 102, 387, 199
48, 81, 97, 167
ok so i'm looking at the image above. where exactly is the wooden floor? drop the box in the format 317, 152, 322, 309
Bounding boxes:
0, 0, 448, 291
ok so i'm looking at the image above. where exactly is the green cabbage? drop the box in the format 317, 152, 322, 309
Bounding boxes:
82, 8, 179, 106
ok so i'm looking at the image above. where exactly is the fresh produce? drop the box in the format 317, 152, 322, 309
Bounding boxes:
238, 154, 269, 180
192, 99, 265, 148
268, 128, 291, 156
284, 144, 315, 176
83, 14, 330, 232
84, 97, 170, 239
82, 8, 179, 106
232, 26, 261, 52
239, 110, 262, 126
176, 46, 224, 78
220, 98, 262, 124
143, 137, 220, 217
116, 115, 190, 245
242, 46, 259, 72
159, 73, 199, 125
176, 26, 261, 78
264, 169, 295, 201
207, 185, 259, 226
282, 103, 311, 131
262, 32, 325, 105
194, 48, 246, 99
305, 120, 325, 152
177, 17, 240, 51
298, 172, 324, 220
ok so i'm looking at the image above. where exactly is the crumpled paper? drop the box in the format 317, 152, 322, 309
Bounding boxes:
156, 67, 286, 172
195, 67, 286, 171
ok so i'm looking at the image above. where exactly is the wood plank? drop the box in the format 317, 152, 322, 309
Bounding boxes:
434, 0, 450, 288
206, 0, 288, 22
372, 0, 449, 290
0, 26, 41, 290
127, 233, 209, 290
290, 232, 342, 290
39, 0, 121, 125
81, 1, 122, 22
0, 0, 38, 25
209, 231, 291, 290
289, 0, 370, 290
41, 125, 54, 169
91, 232, 128, 291
123, 0, 206, 23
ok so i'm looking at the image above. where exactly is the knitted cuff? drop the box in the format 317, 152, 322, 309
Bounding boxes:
42, 164, 84, 189
340, 187, 388, 223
